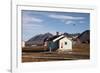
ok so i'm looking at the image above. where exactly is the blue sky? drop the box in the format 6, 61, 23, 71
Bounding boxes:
22, 10, 90, 41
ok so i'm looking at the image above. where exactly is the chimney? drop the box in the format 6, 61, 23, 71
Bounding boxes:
56, 32, 59, 36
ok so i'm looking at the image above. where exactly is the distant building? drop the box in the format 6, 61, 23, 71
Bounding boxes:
22, 41, 25, 47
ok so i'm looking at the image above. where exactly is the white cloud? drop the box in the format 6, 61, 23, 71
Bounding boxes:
79, 21, 85, 23
23, 16, 43, 24
48, 14, 85, 20
23, 24, 43, 29
30, 17, 43, 22
23, 13, 44, 30
48, 14, 85, 25
65, 21, 75, 24
22, 12, 44, 25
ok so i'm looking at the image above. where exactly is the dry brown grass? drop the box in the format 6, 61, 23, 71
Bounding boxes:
22, 46, 48, 52
72, 44, 90, 55
22, 44, 90, 62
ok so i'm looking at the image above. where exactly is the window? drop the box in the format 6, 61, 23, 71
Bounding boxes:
65, 42, 67, 45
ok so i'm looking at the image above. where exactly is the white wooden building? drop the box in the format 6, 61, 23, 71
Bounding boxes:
59, 37, 72, 51
52, 35, 72, 51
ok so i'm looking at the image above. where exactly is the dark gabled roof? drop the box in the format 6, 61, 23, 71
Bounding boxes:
47, 32, 73, 41
47, 35, 68, 42
47, 35, 60, 41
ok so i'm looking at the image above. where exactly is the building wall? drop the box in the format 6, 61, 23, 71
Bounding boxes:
48, 41, 59, 51
59, 37, 72, 51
